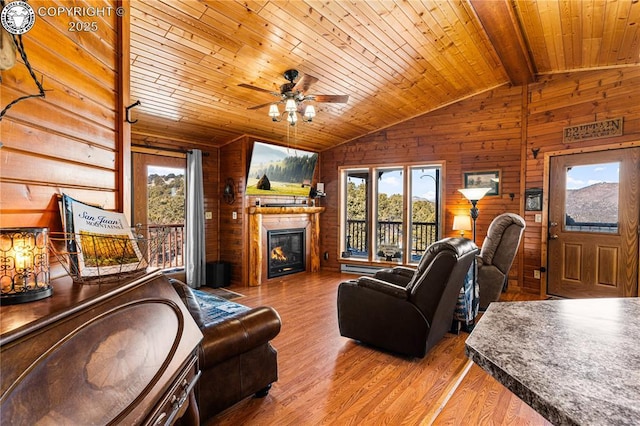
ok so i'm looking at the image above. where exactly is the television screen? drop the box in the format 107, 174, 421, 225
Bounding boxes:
245, 142, 318, 197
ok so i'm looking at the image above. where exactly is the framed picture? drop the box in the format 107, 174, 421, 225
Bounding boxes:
525, 188, 543, 211
463, 170, 500, 196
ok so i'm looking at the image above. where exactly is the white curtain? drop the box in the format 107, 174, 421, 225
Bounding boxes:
185, 149, 205, 288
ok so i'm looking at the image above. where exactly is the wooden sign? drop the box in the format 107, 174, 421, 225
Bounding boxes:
563, 117, 623, 143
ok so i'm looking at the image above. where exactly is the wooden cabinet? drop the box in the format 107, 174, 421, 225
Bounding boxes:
0, 271, 203, 425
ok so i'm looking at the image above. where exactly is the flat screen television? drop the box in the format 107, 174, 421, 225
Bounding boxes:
245, 142, 318, 197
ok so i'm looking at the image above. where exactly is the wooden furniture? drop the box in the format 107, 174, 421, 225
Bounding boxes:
0, 271, 203, 425
466, 297, 640, 425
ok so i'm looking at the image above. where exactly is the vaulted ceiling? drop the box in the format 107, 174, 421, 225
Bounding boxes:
129, 0, 640, 152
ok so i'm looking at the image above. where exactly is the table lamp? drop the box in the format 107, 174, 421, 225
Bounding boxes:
452, 215, 472, 238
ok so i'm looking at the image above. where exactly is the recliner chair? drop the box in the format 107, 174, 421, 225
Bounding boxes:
477, 213, 526, 310
337, 237, 478, 358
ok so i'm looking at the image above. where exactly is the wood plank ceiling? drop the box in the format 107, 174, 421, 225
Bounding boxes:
129, 0, 640, 152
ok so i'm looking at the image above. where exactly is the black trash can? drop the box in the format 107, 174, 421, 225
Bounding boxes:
206, 261, 231, 288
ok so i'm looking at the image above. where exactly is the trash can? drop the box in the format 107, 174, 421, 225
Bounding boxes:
206, 261, 231, 288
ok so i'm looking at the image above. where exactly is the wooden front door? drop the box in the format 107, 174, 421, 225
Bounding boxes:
547, 148, 640, 298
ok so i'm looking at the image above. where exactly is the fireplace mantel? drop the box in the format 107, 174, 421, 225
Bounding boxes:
248, 205, 325, 286
248, 206, 325, 215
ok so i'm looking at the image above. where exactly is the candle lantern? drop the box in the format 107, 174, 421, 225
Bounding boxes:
0, 227, 52, 305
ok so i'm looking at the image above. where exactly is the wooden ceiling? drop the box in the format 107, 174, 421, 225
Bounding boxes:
129, 0, 640, 152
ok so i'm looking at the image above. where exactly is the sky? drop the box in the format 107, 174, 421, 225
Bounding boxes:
566, 162, 619, 189
148, 166, 184, 176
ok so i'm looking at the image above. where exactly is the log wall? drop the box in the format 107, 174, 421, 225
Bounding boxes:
0, 1, 126, 278
319, 67, 640, 293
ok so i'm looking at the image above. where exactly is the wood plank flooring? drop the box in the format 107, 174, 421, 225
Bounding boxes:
206, 271, 551, 425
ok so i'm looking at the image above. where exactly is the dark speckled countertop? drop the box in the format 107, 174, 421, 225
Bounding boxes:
465, 298, 640, 426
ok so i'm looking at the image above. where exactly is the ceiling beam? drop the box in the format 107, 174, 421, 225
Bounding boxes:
469, 0, 535, 86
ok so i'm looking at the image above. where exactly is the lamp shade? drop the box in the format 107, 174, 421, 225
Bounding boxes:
268, 104, 280, 118
303, 104, 316, 119
285, 98, 297, 112
452, 215, 472, 232
458, 187, 492, 201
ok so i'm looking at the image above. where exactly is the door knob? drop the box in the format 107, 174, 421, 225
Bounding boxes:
549, 222, 558, 227
549, 234, 559, 240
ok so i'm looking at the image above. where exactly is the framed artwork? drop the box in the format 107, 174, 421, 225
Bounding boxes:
463, 170, 500, 196
525, 188, 543, 211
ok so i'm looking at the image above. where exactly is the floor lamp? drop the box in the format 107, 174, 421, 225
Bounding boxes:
457, 187, 491, 328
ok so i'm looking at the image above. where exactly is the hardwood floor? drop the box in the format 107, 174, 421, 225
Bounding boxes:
206, 271, 551, 425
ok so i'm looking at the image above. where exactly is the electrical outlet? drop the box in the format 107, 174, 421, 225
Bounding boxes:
232, 211, 237, 220
534, 269, 541, 279
205, 211, 213, 220
535, 214, 542, 223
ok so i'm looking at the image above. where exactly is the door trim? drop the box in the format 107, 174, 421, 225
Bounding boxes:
540, 140, 640, 298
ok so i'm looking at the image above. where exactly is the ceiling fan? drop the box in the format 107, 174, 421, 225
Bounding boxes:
238, 69, 349, 116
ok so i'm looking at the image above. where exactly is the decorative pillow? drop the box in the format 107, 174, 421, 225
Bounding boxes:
168, 278, 206, 328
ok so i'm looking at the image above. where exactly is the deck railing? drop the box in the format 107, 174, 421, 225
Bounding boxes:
345, 219, 438, 261
146, 224, 184, 269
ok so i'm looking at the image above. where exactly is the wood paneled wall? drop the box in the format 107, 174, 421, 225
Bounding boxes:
319, 67, 640, 294
523, 68, 640, 293
319, 85, 525, 280
1, 4, 123, 228
219, 136, 248, 285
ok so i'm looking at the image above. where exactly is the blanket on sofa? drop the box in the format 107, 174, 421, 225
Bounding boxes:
192, 289, 250, 325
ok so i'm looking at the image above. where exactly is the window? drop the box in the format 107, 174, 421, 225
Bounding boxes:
564, 162, 619, 233
132, 152, 186, 268
340, 164, 442, 264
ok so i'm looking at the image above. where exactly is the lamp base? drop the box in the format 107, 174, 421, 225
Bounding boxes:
1, 286, 53, 305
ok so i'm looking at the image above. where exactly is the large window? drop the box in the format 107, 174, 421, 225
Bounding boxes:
341, 164, 442, 264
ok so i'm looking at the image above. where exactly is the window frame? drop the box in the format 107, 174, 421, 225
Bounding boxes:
339, 162, 444, 265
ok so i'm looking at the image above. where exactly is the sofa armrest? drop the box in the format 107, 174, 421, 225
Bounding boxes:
373, 266, 415, 285
199, 306, 281, 369
356, 276, 409, 299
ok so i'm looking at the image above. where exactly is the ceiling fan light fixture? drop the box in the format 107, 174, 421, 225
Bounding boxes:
285, 98, 297, 112
268, 104, 280, 120
303, 105, 316, 121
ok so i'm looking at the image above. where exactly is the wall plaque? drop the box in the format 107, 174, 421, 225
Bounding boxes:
563, 117, 623, 143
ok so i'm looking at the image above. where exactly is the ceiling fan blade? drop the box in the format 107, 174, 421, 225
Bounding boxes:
247, 101, 278, 110
238, 83, 277, 95
311, 94, 349, 103
293, 74, 319, 93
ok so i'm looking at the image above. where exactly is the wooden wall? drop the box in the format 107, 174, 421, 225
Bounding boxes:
319, 85, 525, 281
319, 67, 640, 294
0, 1, 126, 278
523, 68, 640, 293
218, 136, 247, 285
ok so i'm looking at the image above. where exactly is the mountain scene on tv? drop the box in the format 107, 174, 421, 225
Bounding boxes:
246, 142, 318, 197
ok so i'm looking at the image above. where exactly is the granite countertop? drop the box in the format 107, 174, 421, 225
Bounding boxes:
465, 298, 640, 426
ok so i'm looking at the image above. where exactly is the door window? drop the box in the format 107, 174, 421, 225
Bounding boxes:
564, 162, 619, 233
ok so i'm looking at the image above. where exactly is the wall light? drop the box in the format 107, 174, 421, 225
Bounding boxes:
0, 227, 52, 305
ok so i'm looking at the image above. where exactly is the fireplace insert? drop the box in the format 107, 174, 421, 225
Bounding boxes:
267, 228, 305, 278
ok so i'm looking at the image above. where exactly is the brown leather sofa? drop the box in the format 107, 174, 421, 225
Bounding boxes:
166, 273, 281, 423
337, 237, 478, 358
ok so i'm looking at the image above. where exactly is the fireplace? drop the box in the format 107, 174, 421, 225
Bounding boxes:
267, 228, 305, 278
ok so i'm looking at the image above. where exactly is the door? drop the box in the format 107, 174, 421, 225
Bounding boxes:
547, 147, 640, 298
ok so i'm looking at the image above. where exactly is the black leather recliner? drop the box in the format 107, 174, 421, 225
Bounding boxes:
337, 237, 478, 358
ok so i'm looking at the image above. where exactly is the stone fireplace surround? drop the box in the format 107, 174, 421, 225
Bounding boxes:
247, 206, 324, 286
